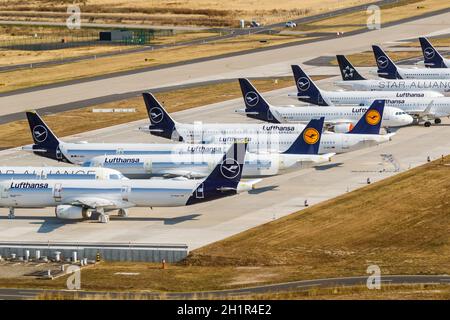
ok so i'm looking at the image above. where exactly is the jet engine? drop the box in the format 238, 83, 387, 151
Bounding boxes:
55, 205, 91, 220
333, 123, 354, 133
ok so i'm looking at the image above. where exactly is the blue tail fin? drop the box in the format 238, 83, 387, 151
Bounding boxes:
283, 117, 324, 155
336, 55, 366, 80
142, 92, 181, 141
372, 45, 401, 79
238, 78, 280, 123
25, 111, 68, 162
187, 142, 247, 205
347, 100, 385, 135
419, 37, 446, 68
291, 65, 329, 106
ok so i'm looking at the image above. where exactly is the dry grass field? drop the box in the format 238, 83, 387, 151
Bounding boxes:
330, 50, 424, 66
0, 0, 374, 27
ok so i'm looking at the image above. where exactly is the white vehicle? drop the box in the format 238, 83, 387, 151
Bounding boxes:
236, 78, 412, 132
290, 65, 442, 106
0, 166, 126, 180
372, 45, 450, 80
285, 21, 297, 28
84, 118, 334, 178
141, 92, 306, 143
419, 37, 450, 69
3, 142, 258, 222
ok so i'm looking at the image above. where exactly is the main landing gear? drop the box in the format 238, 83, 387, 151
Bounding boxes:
118, 209, 129, 217
7, 207, 15, 219
424, 118, 441, 127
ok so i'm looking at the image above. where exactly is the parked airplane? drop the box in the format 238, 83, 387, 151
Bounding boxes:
24, 110, 237, 164
3, 142, 256, 222
236, 78, 412, 131
0, 167, 126, 180
372, 45, 450, 79
290, 65, 442, 106
215, 100, 394, 154
419, 37, 450, 69
83, 118, 334, 178
141, 92, 305, 143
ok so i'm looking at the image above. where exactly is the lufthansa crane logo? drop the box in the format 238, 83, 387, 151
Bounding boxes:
424, 47, 435, 59
149, 107, 164, 124
32, 125, 48, 143
245, 91, 259, 107
220, 158, 240, 179
303, 128, 320, 145
297, 77, 310, 91
365, 110, 381, 126
377, 56, 389, 69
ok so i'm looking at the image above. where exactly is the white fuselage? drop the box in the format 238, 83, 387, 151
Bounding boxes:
0, 178, 199, 209
366, 97, 450, 118
84, 152, 332, 179
212, 131, 394, 154
309, 90, 442, 105
171, 122, 305, 143
0, 166, 126, 180
267, 105, 412, 127
336, 79, 450, 93
395, 66, 450, 80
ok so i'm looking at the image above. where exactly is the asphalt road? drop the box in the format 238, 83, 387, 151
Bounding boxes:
1, 275, 449, 299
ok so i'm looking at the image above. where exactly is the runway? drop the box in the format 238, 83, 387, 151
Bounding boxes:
0, 82, 449, 250
0, 10, 449, 117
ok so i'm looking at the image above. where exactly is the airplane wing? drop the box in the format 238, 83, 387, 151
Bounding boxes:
67, 197, 132, 210
405, 101, 434, 118
159, 170, 208, 179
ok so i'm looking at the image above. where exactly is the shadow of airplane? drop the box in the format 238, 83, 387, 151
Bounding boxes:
315, 162, 344, 171
248, 185, 278, 195
1, 213, 202, 233
110, 213, 201, 225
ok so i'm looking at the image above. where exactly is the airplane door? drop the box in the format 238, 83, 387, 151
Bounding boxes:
55, 147, 63, 160
195, 183, 204, 199
0, 183, 9, 199
121, 185, 131, 201
144, 160, 152, 173
318, 95, 324, 105
53, 183, 63, 202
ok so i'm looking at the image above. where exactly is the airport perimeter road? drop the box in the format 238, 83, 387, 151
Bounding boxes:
0, 11, 449, 116
0, 83, 449, 250
1, 275, 450, 299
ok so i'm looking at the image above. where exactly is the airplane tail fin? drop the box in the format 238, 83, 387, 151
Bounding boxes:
372, 45, 401, 79
283, 117, 324, 155
238, 78, 280, 123
186, 142, 247, 205
347, 100, 385, 135
419, 37, 446, 68
291, 65, 329, 106
336, 55, 366, 80
25, 111, 65, 162
142, 92, 181, 141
